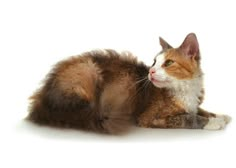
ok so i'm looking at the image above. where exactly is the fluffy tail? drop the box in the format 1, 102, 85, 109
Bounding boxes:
27, 87, 134, 134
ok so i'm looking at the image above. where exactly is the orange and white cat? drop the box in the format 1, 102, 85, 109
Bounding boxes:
28, 33, 231, 134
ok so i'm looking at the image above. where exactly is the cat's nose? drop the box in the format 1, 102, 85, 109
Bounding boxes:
149, 68, 156, 74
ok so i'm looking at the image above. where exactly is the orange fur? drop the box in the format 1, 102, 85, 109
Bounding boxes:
164, 49, 200, 79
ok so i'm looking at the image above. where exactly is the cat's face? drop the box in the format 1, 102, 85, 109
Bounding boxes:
149, 33, 201, 88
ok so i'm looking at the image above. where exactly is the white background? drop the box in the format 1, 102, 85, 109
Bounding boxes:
0, 0, 235, 168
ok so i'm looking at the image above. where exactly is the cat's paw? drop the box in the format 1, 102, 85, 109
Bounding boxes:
203, 115, 231, 130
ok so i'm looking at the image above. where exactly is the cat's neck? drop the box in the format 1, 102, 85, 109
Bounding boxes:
169, 75, 203, 113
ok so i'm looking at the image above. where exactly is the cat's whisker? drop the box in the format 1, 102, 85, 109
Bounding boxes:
144, 79, 151, 94
127, 76, 148, 90
128, 76, 149, 102
141, 80, 150, 99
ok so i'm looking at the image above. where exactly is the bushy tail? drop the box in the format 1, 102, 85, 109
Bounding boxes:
27, 88, 134, 134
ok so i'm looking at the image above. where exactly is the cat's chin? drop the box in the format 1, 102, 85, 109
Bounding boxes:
152, 83, 167, 88
150, 79, 169, 88
148, 74, 170, 88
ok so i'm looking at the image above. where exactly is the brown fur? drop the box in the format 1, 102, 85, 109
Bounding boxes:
137, 88, 186, 127
27, 34, 229, 134
28, 49, 150, 134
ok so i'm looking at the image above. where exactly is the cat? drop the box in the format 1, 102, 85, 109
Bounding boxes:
27, 33, 231, 134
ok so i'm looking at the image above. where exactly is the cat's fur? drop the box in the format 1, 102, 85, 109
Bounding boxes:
27, 33, 231, 134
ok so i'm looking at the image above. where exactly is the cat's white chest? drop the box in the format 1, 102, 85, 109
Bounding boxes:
171, 77, 203, 113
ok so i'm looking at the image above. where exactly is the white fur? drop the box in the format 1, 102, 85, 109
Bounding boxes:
151, 53, 203, 113
151, 53, 170, 88
204, 115, 231, 130
170, 77, 203, 113
153, 53, 167, 81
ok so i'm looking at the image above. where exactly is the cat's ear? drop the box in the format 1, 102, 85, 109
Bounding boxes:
159, 37, 173, 50
179, 33, 199, 59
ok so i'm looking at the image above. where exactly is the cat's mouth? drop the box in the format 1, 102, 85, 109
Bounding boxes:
148, 75, 169, 87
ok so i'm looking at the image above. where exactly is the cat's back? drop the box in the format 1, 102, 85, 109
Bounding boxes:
54, 49, 147, 79
85, 49, 148, 81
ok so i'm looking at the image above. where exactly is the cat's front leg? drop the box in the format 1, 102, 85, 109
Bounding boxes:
149, 113, 209, 129
137, 109, 231, 130
197, 108, 231, 130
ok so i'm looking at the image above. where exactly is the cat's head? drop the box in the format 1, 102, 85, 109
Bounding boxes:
149, 33, 202, 88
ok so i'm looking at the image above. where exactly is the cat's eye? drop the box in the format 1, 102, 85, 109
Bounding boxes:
163, 59, 174, 67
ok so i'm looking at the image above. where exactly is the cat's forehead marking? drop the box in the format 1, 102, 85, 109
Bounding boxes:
154, 53, 166, 68
154, 50, 165, 60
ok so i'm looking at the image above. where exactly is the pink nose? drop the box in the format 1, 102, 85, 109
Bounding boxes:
149, 68, 156, 74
